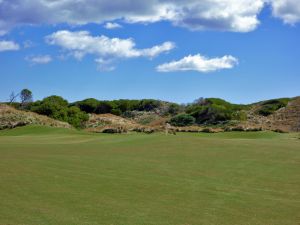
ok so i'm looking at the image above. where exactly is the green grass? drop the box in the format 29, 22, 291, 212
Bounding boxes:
0, 126, 300, 225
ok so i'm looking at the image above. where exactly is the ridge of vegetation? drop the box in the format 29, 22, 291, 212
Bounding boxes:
2, 89, 299, 132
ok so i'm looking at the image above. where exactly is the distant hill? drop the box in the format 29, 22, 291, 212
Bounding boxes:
1, 96, 300, 133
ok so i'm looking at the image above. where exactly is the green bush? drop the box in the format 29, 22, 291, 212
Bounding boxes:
167, 103, 182, 115
30, 96, 88, 128
66, 106, 89, 128
170, 114, 195, 127
111, 108, 122, 116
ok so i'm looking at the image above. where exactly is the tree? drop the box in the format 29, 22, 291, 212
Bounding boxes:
138, 99, 161, 111
75, 98, 99, 113
8, 91, 19, 105
95, 102, 113, 114
20, 89, 33, 106
31, 95, 69, 121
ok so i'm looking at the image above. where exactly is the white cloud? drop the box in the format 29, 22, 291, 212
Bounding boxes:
104, 22, 122, 29
270, 0, 300, 24
95, 58, 116, 71
1, 1, 298, 34
0, 0, 269, 33
26, 55, 52, 64
0, 40, 19, 51
167, 0, 265, 32
46, 30, 174, 61
157, 54, 238, 73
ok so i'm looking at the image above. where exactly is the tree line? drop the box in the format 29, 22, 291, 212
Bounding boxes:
8, 89, 279, 128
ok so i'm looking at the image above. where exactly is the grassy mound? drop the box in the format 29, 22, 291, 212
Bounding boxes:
0, 104, 72, 130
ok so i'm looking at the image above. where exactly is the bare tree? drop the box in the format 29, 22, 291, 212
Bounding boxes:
8, 91, 19, 105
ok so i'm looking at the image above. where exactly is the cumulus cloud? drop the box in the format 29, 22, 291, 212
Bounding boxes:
0, 0, 270, 33
156, 54, 238, 73
46, 30, 174, 69
167, 0, 265, 32
104, 22, 122, 29
1, 1, 299, 34
25, 55, 52, 64
270, 0, 300, 24
0, 40, 20, 51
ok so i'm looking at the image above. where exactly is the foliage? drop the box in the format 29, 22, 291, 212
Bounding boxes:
31, 96, 88, 128
111, 108, 122, 116
137, 99, 161, 111
20, 89, 33, 109
76, 98, 99, 113
257, 98, 290, 116
170, 114, 195, 127
20, 89, 33, 104
167, 103, 182, 115
95, 101, 113, 114
231, 110, 248, 121
186, 98, 247, 124
66, 106, 89, 128
75, 99, 163, 115
11, 91, 294, 128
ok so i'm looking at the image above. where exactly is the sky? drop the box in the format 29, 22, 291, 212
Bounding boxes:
0, 0, 299, 104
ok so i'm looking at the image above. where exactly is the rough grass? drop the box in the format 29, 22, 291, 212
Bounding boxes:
0, 104, 71, 130
0, 126, 300, 225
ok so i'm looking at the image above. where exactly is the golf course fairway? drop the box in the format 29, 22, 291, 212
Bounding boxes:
0, 126, 299, 225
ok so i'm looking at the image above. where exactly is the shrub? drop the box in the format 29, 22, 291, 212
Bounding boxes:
66, 106, 89, 128
30, 96, 88, 128
111, 108, 122, 116
167, 103, 182, 115
170, 114, 195, 127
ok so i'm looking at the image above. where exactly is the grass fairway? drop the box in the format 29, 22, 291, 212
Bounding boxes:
0, 126, 300, 225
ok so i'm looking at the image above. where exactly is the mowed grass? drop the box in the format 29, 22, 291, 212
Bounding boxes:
0, 126, 300, 225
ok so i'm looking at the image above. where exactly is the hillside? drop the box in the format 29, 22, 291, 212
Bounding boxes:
85, 113, 141, 132
0, 104, 72, 130
273, 97, 300, 132
2, 96, 300, 133
244, 97, 300, 132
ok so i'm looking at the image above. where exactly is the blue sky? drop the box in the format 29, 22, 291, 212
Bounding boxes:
0, 0, 299, 104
